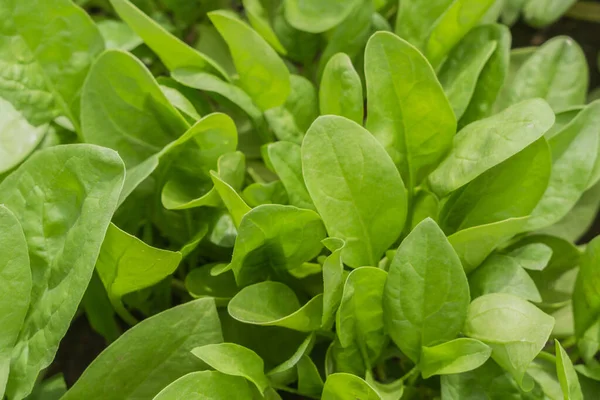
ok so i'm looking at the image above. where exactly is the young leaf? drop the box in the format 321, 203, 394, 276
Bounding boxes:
228, 281, 322, 332
429, 98, 554, 197
191, 343, 269, 394
283, 0, 361, 33
302, 115, 407, 268
97, 20, 142, 51
242, 180, 288, 207
336, 267, 387, 371
383, 218, 469, 362
96, 223, 182, 323
0, 206, 31, 398
243, 0, 287, 55
496, 36, 587, 112
420, 338, 492, 379
267, 141, 315, 210
468, 254, 542, 302
526, 101, 600, 230
210, 170, 252, 228
438, 24, 510, 125
109, 0, 228, 79
0, 145, 125, 400
63, 298, 223, 400
322, 373, 381, 400
229, 204, 326, 286
505, 243, 553, 271
297, 355, 324, 397
267, 334, 315, 385
209, 11, 290, 111
464, 293, 555, 390
322, 238, 346, 328
320, 53, 363, 124
0, 0, 104, 131
555, 340, 583, 400
153, 371, 254, 400
365, 32, 456, 191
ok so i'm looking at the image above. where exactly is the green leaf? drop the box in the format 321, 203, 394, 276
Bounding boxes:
0, 98, 49, 174
365, 32, 455, 191
153, 371, 254, 400
209, 10, 290, 111
264, 75, 318, 144
97, 20, 142, 51
192, 343, 269, 394
227, 281, 323, 332
468, 254, 542, 302
321, 238, 346, 328
0, 206, 30, 398
438, 24, 510, 125
322, 373, 381, 400
0, 145, 125, 400
109, 0, 228, 79
0, 0, 104, 130
211, 171, 251, 228
229, 204, 326, 286
526, 101, 600, 231
63, 298, 223, 400
504, 243, 553, 271
320, 53, 363, 124
242, 180, 288, 207
82, 50, 189, 168
302, 115, 407, 267
408, 189, 440, 231
429, 98, 554, 197
383, 218, 469, 362
283, 0, 362, 33
523, 0, 578, 28
439, 138, 551, 234
464, 293, 555, 390
336, 267, 387, 372
82, 271, 121, 343
365, 371, 404, 400
448, 217, 529, 273
420, 338, 492, 379
267, 334, 315, 385
185, 264, 238, 305
243, 0, 287, 55
555, 340, 583, 400
573, 236, 600, 341
496, 36, 587, 112
297, 355, 324, 397
267, 141, 315, 210
96, 223, 182, 324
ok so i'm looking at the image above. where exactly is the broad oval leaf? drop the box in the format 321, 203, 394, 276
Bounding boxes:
383, 218, 469, 362
365, 32, 456, 191
0, 144, 125, 400
429, 98, 554, 197
496, 36, 587, 112
420, 338, 492, 379
283, 0, 361, 33
302, 115, 407, 268
209, 11, 290, 111
267, 141, 314, 210
191, 343, 269, 394
335, 267, 387, 372
228, 281, 322, 332
464, 293, 555, 390
229, 204, 326, 286
555, 340, 583, 400
109, 0, 228, 79
63, 298, 223, 400
0, 206, 31, 398
153, 371, 254, 400
322, 373, 381, 400
320, 53, 363, 124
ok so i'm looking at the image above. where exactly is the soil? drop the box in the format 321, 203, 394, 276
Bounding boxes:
48, 12, 600, 394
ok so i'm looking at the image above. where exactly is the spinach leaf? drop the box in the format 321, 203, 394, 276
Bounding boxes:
192, 343, 269, 394
555, 340, 583, 400
523, 0, 578, 28
296, 355, 324, 397
420, 338, 492, 379
209, 11, 290, 111
243, 0, 287, 55
302, 115, 407, 267
383, 218, 469, 362
0, 145, 125, 399
504, 243, 553, 271
228, 281, 322, 332
63, 298, 223, 400
321, 238, 346, 328
320, 53, 363, 124
464, 293, 555, 390
429, 98, 554, 197
322, 373, 380, 400
573, 237, 600, 346
109, 0, 228, 79
267, 141, 315, 210
0, 206, 30, 399
283, 0, 361, 33
365, 32, 455, 191
229, 204, 326, 286
153, 371, 254, 400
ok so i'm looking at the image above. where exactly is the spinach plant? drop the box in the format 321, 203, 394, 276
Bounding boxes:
1, 0, 599, 399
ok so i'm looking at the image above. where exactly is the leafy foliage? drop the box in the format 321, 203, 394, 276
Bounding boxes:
1, 1, 599, 399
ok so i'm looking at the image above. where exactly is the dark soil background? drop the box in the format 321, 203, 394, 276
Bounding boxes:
48, 9, 600, 394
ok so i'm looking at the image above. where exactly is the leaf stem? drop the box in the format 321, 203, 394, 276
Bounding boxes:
536, 351, 557, 364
